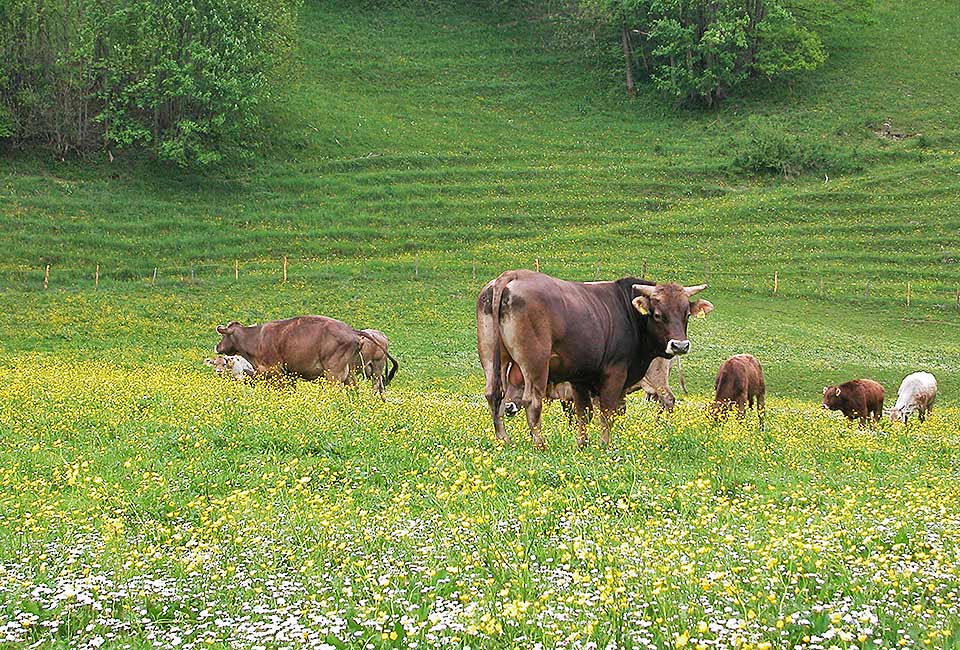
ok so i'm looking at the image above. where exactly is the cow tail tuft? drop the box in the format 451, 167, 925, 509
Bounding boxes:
383, 351, 399, 388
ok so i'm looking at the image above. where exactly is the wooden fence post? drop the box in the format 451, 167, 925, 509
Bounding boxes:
43, 264, 50, 290
283, 256, 288, 283
535, 257, 540, 273
415, 257, 419, 279
595, 262, 601, 280
773, 271, 779, 294
906, 281, 911, 306
95, 265, 99, 289
152, 267, 157, 284
235, 260, 239, 281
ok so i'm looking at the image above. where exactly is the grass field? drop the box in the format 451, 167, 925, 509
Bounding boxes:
2, 0, 960, 647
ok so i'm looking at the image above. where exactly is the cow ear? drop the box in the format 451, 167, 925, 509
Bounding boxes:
632, 296, 650, 316
835, 387, 842, 396
216, 325, 227, 334
690, 299, 714, 318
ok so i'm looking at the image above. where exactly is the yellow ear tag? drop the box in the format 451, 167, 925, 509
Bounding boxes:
632, 297, 649, 315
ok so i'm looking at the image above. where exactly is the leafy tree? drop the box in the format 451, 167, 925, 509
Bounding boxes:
567, 0, 826, 105
0, 0, 300, 165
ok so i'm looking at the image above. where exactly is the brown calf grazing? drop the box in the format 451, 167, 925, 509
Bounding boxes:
215, 316, 397, 388
709, 354, 765, 425
821, 379, 884, 426
354, 328, 398, 397
477, 271, 713, 448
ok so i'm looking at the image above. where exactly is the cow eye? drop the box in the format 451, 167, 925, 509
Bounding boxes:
653, 310, 663, 321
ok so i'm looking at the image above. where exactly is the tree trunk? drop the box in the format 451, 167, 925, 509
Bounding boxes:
620, 24, 636, 96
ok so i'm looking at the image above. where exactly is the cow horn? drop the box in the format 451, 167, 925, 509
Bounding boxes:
835, 387, 841, 396
683, 284, 707, 297
632, 284, 656, 297
216, 324, 227, 334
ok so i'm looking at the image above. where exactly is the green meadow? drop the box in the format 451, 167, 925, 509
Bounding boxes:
1, 0, 960, 647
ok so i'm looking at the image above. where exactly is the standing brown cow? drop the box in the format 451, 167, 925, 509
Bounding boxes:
821, 379, 884, 426
709, 354, 765, 425
215, 316, 397, 387
478, 270, 713, 448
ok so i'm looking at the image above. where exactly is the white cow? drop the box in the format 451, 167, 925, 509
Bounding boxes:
204, 354, 255, 381
889, 371, 937, 423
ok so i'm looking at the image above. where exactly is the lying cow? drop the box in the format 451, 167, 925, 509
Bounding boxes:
477, 271, 713, 448
353, 328, 399, 397
499, 356, 682, 422
709, 354, 765, 425
204, 354, 255, 381
889, 371, 937, 423
821, 379, 884, 426
215, 316, 398, 388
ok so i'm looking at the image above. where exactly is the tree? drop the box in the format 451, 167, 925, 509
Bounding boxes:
568, 0, 825, 105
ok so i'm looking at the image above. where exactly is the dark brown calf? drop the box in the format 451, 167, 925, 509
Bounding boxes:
821, 379, 884, 426
709, 354, 765, 425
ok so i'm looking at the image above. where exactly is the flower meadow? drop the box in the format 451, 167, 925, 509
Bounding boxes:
2, 358, 960, 649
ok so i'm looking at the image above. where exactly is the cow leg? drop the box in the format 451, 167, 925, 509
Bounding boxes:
570, 389, 592, 449
484, 380, 510, 445
597, 368, 627, 446
918, 409, 925, 424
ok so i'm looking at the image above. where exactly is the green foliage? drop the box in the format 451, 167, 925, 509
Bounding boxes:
732, 119, 859, 176
0, 0, 300, 165
566, 0, 826, 105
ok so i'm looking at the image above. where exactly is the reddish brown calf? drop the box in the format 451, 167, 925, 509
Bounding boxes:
709, 354, 766, 425
821, 379, 885, 426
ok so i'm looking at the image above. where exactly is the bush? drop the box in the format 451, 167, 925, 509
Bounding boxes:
732, 120, 858, 177
564, 0, 826, 105
0, 0, 300, 165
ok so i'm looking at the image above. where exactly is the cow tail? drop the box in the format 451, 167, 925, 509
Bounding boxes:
383, 351, 399, 388
675, 356, 688, 394
490, 272, 513, 416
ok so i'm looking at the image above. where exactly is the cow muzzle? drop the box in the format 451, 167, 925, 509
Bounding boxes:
666, 339, 691, 356
503, 402, 520, 417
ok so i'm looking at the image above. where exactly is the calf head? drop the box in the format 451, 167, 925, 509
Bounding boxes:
215, 322, 244, 355
204, 356, 229, 373
822, 385, 842, 410
631, 283, 713, 357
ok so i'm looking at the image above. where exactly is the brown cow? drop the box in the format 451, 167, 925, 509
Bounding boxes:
709, 354, 765, 425
353, 328, 398, 398
821, 379, 884, 426
478, 271, 713, 448
215, 316, 397, 387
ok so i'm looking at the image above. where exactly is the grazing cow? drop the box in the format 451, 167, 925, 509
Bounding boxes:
821, 379, 885, 426
709, 354, 765, 425
353, 328, 399, 397
204, 354, 255, 381
215, 316, 398, 386
889, 372, 937, 423
477, 271, 713, 448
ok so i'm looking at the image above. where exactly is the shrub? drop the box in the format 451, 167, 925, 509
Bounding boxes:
0, 0, 300, 165
732, 120, 858, 177
562, 0, 826, 105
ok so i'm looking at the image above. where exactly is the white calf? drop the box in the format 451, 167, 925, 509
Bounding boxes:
204, 355, 255, 381
889, 371, 937, 423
